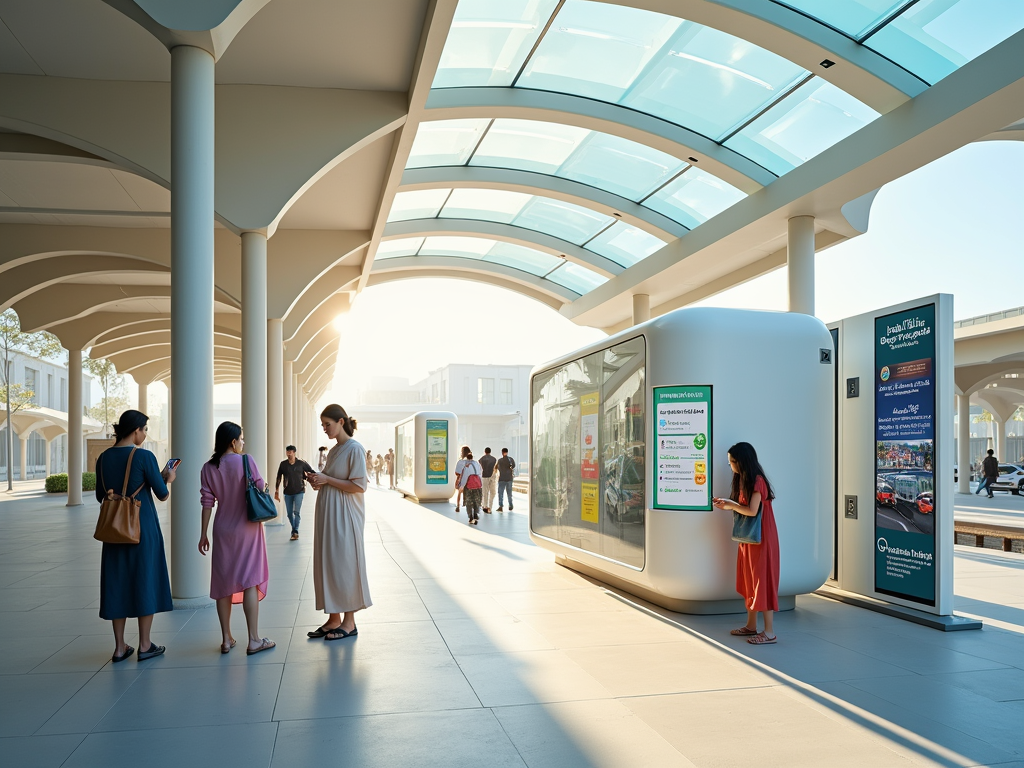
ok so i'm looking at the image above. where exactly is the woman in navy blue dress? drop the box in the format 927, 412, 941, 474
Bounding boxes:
96, 410, 176, 663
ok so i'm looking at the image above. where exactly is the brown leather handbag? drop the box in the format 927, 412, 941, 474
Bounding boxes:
94, 446, 143, 545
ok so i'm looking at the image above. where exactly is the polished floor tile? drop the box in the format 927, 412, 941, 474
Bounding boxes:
0, 733, 85, 767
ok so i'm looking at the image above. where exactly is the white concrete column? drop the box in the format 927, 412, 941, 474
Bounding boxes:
632, 294, 650, 325
18, 436, 27, 482
283, 360, 293, 447
67, 348, 83, 506
242, 231, 269, 483
995, 417, 1006, 463
787, 216, 815, 315
170, 44, 215, 601
137, 380, 148, 416
44, 439, 52, 477
957, 394, 971, 494
267, 318, 284, 523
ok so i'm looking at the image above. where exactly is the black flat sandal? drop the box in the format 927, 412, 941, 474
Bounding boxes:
324, 626, 357, 641
111, 645, 134, 663
307, 625, 339, 638
138, 643, 165, 661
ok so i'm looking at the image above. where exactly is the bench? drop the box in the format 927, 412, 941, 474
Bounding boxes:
954, 521, 1024, 552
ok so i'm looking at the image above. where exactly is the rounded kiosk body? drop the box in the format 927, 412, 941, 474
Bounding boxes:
529, 307, 834, 614
394, 411, 458, 502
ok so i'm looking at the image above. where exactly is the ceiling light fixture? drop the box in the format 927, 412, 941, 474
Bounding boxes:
820, 59, 835, 68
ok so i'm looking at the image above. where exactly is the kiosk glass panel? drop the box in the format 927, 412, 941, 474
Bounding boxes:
396, 421, 415, 489
531, 336, 646, 567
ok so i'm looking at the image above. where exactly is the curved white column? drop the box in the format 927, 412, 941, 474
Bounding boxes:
632, 294, 650, 325
137, 380, 148, 416
283, 359, 293, 447
957, 394, 971, 494
170, 45, 215, 601
19, 436, 27, 483
44, 439, 52, 477
267, 318, 284, 524
67, 348, 83, 506
995, 417, 1006, 464
242, 231, 268, 484
787, 216, 815, 315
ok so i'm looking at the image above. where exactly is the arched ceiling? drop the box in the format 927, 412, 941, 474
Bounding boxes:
0, 0, 1022, 393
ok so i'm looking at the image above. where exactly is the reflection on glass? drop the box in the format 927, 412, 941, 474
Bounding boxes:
866, 0, 1024, 84
472, 119, 590, 174
421, 235, 495, 258
518, 1, 807, 139
376, 237, 424, 259
442, 188, 531, 222
547, 260, 609, 294
773, 0, 912, 39
586, 222, 665, 268
388, 189, 452, 222
485, 242, 563, 276
433, 0, 561, 88
513, 197, 613, 244
645, 168, 746, 229
559, 132, 685, 201
531, 335, 646, 568
407, 119, 490, 168
396, 421, 414, 488
724, 78, 879, 175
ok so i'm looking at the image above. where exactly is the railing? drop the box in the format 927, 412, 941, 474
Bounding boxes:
955, 306, 1024, 328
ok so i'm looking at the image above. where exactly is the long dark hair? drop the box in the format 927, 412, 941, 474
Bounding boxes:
209, 421, 242, 467
728, 442, 775, 503
113, 410, 148, 442
320, 404, 357, 436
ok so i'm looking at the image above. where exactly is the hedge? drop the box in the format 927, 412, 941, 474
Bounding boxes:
45, 473, 97, 493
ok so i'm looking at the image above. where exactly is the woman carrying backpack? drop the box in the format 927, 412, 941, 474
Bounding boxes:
459, 450, 484, 525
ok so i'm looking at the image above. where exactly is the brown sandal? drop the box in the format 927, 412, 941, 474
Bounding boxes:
730, 627, 758, 636
747, 632, 777, 645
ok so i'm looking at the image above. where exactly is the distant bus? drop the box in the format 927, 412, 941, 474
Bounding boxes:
890, 471, 933, 520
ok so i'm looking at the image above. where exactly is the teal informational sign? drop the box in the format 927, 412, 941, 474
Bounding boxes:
425, 419, 448, 485
653, 385, 712, 511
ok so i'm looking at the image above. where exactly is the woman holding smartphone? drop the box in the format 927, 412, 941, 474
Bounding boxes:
96, 410, 176, 663
712, 442, 780, 645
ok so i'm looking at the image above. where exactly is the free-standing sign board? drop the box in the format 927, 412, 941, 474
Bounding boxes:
425, 419, 449, 485
874, 304, 936, 606
653, 385, 712, 511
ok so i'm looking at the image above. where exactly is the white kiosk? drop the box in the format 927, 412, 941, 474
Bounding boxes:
395, 411, 458, 502
530, 307, 835, 614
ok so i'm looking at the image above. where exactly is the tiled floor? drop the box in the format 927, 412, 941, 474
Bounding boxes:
1, 482, 1023, 767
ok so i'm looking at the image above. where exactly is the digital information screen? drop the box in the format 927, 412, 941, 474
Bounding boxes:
653, 385, 712, 511
425, 419, 448, 485
874, 304, 936, 606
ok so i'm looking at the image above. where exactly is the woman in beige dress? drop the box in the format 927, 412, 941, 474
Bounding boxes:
306, 403, 370, 641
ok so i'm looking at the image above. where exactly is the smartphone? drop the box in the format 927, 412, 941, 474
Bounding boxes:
166, 458, 181, 471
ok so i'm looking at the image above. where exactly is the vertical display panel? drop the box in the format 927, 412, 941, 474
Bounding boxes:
874, 304, 936, 606
653, 385, 712, 511
425, 419, 449, 484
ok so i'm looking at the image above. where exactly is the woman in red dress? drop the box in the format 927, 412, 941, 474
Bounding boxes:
713, 442, 780, 645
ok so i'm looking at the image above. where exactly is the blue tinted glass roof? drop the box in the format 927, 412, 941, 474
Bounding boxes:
546, 260, 609, 293
376, 237, 425, 259
645, 168, 746, 229
407, 119, 490, 168
585, 222, 665, 268
774, 1, 912, 39
387, 189, 452, 221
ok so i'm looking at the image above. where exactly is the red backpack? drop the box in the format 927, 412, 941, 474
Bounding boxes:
465, 460, 482, 489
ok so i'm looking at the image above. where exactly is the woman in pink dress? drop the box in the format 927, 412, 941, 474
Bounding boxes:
712, 442, 780, 645
198, 422, 275, 655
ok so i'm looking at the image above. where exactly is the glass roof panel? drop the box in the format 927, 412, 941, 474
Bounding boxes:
517, 1, 807, 140
585, 222, 665, 268
512, 197, 613, 245
420, 236, 496, 258
773, 1, 912, 39
724, 78, 879, 175
471, 119, 590, 174
621, 22, 809, 140
388, 189, 452, 222
518, 1, 681, 103
645, 168, 746, 229
376, 237, 424, 259
484, 242, 563, 276
866, 0, 1024, 84
441, 188, 531, 222
546, 260, 609, 294
558, 132, 685, 201
433, 0, 560, 88
407, 119, 490, 168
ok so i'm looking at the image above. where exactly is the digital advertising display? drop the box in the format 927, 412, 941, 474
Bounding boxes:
875, 304, 936, 606
425, 419, 448, 485
653, 385, 712, 511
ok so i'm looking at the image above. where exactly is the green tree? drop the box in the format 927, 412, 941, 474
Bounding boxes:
1, 309, 64, 490
84, 356, 130, 436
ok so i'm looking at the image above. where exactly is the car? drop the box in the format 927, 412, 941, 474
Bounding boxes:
988, 463, 1024, 494
876, 483, 896, 507
916, 492, 933, 514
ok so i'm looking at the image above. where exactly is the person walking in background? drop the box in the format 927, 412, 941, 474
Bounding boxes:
454, 445, 471, 512
366, 449, 373, 480
199, 422, 275, 656
374, 453, 383, 486
460, 450, 483, 525
318, 446, 328, 472
386, 448, 396, 489
480, 447, 497, 514
977, 448, 998, 498
496, 448, 516, 512
96, 410, 176, 663
307, 404, 371, 641
275, 445, 315, 541
713, 442, 780, 646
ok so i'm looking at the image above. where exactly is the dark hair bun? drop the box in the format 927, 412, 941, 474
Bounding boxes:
113, 410, 148, 441
320, 404, 357, 437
